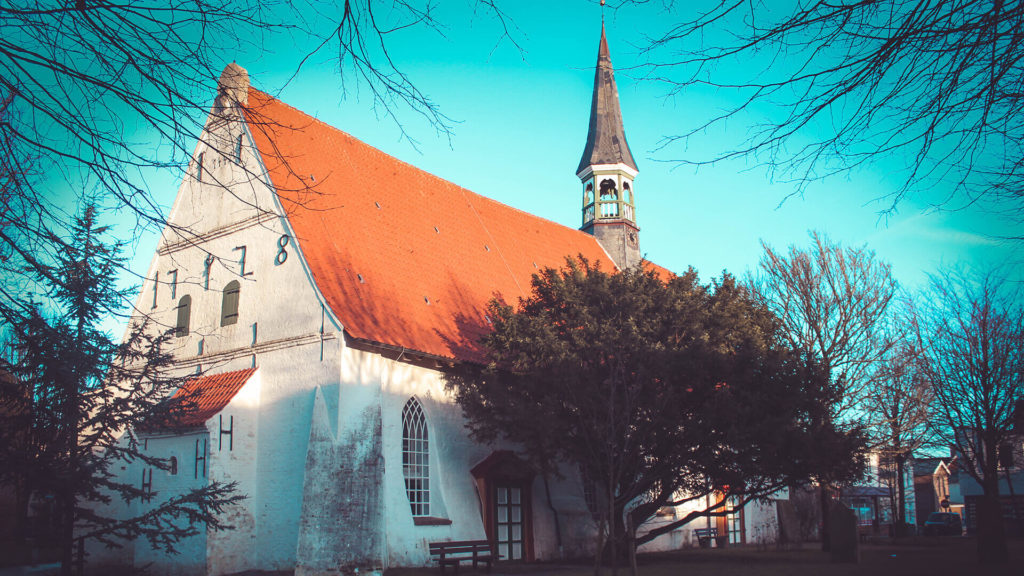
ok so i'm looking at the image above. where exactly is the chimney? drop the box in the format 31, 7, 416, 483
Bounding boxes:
218, 62, 249, 107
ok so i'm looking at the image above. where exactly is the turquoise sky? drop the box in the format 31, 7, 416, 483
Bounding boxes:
123, 0, 1022, 294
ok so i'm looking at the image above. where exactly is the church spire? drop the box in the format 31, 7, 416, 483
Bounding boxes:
577, 24, 642, 271
577, 23, 637, 175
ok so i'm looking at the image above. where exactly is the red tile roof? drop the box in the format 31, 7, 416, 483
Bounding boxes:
169, 368, 256, 428
243, 89, 670, 362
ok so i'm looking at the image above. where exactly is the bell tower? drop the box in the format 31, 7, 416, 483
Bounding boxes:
577, 24, 641, 270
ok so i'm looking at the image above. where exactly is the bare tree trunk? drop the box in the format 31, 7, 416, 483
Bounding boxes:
627, 514, 637, 576
543, 475, 563, 557
59, 490, 75, 576
819, 484, 832, 552
609, 478, 617, 576
896, 457, 907, 538
1003, 465, 1021, 534
977, 443, 1008, 564
593, 518, 606, 576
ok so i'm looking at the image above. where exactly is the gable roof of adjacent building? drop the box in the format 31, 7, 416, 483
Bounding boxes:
239, 86, 670, 363
144, 368, 257, 430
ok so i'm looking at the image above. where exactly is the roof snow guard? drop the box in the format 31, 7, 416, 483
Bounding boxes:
577, 25, 637, 174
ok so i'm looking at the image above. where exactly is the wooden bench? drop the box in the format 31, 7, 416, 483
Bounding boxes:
693, 527, 719, 548
429, 540, 497, 574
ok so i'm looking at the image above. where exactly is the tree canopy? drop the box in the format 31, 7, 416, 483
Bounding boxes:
447, 257, 864, 561
913, 267, 1024, 564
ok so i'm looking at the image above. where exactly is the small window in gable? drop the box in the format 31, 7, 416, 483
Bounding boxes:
175, 295, 191, 337
169, 456, 178, 476
402, 397, 430, 517
196, 152, 205, 182
234, 134, 244, 161
221, 280, 240, 326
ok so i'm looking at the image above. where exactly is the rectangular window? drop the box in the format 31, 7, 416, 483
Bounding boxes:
221, 280, 240, 326
196, 152, 205, 182
175, 295, 191, 338
726, 495, 744, 544
168, 269, 178, 299
999, 443, 1015, 469
235, 134, 244, 161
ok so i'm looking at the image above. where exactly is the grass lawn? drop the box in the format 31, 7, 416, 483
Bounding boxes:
385, 537, 1023, 576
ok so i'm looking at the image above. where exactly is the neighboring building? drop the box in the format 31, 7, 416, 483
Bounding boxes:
913, 457, 962, 529
955, 430, 1024, 536
839, 451, 915, 537
90, 25, 783, 576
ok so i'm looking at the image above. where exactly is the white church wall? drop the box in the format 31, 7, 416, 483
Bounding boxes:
294, 345, 382, 576
379, 354, 490, 568
528, 469, 597, 560
248, 338, 338, 572
116, 101, 348, 574
133, 430, 211, 576
376, 355, 603, 566
743, 499, 781, 545
205, 370, 262, 576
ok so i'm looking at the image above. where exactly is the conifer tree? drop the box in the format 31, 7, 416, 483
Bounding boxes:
0, 206, 242, 575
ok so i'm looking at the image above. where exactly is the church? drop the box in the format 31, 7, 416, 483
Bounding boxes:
93, 25, 783, 576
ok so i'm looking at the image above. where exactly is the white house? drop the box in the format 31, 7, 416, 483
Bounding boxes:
91, 25, 783, 576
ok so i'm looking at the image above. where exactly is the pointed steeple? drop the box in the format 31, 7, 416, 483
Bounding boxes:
576, 24, 642, 271
577, 24, 637, 175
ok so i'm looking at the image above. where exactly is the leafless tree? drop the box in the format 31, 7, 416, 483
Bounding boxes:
631, 0, 1024, 224
913, 268, 1023, 564
864, 333, 935, 537
748, 230, 898, 550
0, 0, 518, 294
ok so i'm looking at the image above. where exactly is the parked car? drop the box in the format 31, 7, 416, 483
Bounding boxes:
923, 512, 963, 536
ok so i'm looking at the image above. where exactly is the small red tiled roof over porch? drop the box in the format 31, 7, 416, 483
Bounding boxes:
168, 367, 256, 428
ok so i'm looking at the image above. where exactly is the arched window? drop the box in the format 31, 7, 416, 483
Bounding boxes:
584, 182, 594, 205
623, 182, 632, 204
175, 295, 191, 337
599, 178, 617, 200
402, 397, 430, 517
221, 280, 240, 326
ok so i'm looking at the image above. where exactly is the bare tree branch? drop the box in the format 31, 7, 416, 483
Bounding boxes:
632, 0, 1024, 222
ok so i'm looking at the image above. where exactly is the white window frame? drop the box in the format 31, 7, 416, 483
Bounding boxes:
402, 397, 430, 517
